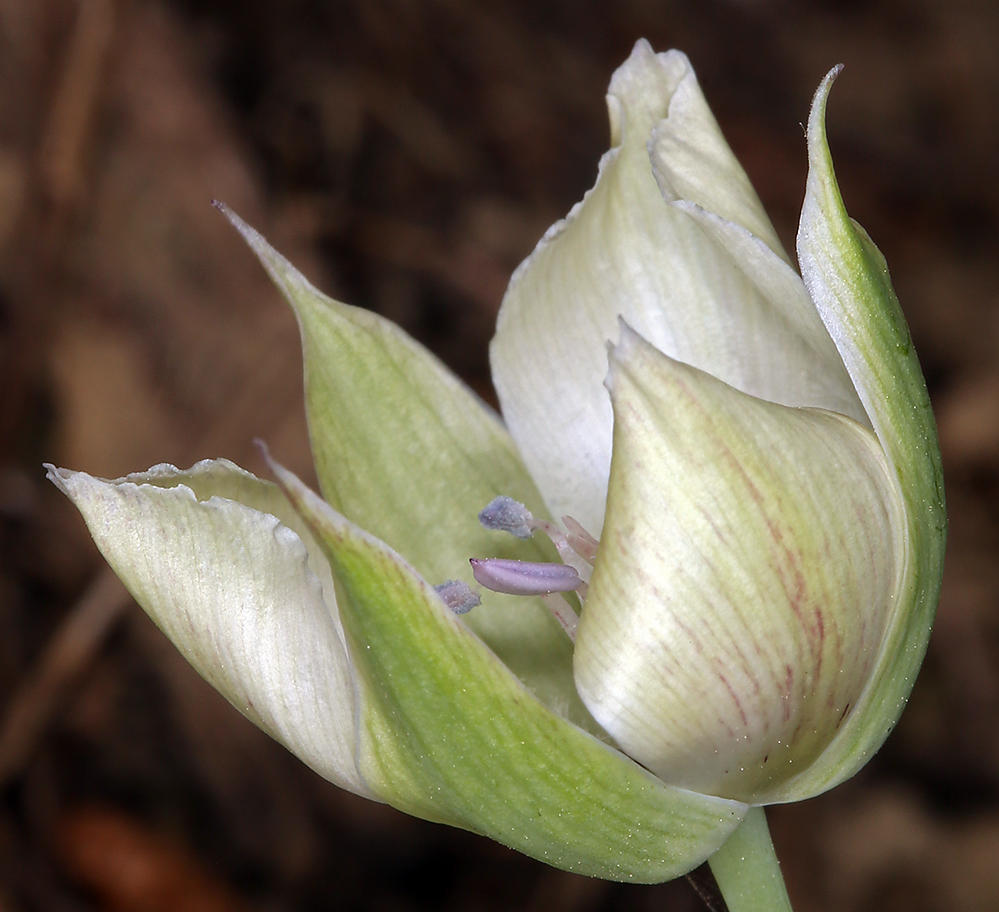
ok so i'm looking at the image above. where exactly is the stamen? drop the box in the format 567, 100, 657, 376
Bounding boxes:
542, 593, 579, 642
478, 496, 534, 539
434, 580, 481, 615
469, 558, 581, 597
477, 496, 599, 583
562, 516, 599, 565
473, 497, 600, 643
531, 518, 590, 578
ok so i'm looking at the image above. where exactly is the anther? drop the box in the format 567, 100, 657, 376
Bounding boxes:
478, 496, 535, 539
469, 558, 581, 597
477, 496, 598, 581
434, 580, 481, 615
473, 496, 598, 641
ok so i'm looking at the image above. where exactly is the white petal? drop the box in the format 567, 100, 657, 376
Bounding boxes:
646, 55, 788, 262
673, 201, 867, 425
49, 460, 373, 798
573, 328, 902, 804
491, 41, 856, 536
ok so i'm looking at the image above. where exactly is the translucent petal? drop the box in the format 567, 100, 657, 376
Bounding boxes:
672, 201, 866, 426
645, 54, 788, 262
48, 460, 373, 798
267, 456, 748, 882
573, 328, 902, 804
491, 41, 857, 537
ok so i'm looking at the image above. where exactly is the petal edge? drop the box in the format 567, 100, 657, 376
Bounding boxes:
49, 460, 372, 798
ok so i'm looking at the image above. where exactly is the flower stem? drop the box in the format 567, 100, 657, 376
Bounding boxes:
707, 807, 793, 912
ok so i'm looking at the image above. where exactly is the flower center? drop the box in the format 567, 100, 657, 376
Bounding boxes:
465, 496, 599, 642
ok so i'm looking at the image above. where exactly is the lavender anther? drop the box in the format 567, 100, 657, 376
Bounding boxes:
469, 558, 582, 596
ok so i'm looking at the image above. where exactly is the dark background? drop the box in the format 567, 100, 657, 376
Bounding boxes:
1, 1, 998, 910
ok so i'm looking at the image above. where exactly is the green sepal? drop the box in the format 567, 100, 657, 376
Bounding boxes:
268, 456, 747, 882
772, 67, 947, 801
219, 205, 599, 735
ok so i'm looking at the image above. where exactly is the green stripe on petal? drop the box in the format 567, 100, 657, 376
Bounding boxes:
269, 457, 747, 882
220, 207, 599, 735
574, 327, 902, 805
773, 68, 947, 801
48, 460, 372, 798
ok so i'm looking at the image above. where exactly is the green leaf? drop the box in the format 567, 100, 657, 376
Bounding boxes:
268, 456, 748, 882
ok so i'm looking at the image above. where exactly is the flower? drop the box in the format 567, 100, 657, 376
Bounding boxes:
49, 40, 944, 894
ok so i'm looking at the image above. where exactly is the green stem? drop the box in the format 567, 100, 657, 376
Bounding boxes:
707, 807, 793, 912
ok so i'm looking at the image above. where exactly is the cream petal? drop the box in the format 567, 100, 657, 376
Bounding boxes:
48, 460, 373, 798
491, 41, 858, 537
573, 327, 902, 804
646, 53, 788, 262
672, 200, 866, 425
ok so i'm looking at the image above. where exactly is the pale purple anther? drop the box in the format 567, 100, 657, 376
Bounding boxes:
434, 579, 482, 615
469, 558, 581, 596
478, 496, 535, 539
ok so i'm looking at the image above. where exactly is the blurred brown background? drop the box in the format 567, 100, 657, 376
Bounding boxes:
1, 1, 997, 910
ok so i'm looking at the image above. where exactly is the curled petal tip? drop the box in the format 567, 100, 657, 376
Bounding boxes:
254, 438, 288, 486
43, 463, 70, 494
213, 199, 248, 235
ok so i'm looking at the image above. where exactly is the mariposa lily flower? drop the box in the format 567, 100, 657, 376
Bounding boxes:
49, 41, 944, 909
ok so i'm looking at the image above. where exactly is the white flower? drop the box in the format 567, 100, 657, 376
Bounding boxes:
50, 41, 944, 893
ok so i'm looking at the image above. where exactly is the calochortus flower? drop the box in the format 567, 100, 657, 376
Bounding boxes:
50, 41, 944, 911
